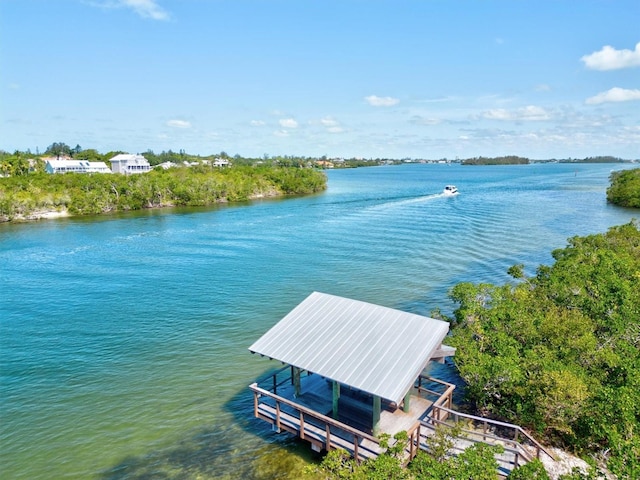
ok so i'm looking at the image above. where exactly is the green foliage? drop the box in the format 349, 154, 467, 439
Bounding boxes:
462, 156, 530, 165
449, 222, 640, 478
0, 165, 327, 221
508, 460, 550, 480
409, 426, 502, 480
312, 426, 509, 479
45, 142, 74, 157
571, 156, 625, 164
607, 168, 640, 207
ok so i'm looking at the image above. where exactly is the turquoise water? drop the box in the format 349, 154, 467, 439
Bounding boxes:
1, 163, 637, 479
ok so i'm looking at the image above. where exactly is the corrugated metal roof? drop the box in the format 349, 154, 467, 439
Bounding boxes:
249, 292, 450, 405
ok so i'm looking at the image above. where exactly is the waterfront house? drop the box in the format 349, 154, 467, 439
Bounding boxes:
213, 158, 230, 167
249, 292, 553, 471
109, 154, 151, 174
45, 158, 111, 174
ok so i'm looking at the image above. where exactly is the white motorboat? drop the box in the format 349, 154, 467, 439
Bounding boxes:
443, 185, 459, 196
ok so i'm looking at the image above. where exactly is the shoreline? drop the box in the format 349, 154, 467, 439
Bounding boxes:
0, 190, 286, 224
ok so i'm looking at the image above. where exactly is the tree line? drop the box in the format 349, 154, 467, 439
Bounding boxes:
0, 164, 327, 221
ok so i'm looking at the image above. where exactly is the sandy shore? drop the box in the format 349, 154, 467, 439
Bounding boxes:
1, 209, 70, 223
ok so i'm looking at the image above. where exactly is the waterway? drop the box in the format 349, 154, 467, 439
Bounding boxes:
1, 163, 637, 479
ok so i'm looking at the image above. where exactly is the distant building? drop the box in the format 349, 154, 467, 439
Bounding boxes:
109, 154, 151, 174
212, 158, 230, 167
156, 161, 177, 170
45, 159, 111, 174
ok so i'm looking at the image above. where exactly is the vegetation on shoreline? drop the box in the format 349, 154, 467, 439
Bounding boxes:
607, 168, 640, 208
462, 156, 530, 165
447, 222, 640, 478
0, 164, 327, 222
460, 155, 631, 165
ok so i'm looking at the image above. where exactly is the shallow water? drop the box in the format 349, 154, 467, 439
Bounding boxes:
1, 163, 637, 478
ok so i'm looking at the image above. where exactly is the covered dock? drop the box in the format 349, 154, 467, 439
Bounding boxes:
248, 292, 552, 471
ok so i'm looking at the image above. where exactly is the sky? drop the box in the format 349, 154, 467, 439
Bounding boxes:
1, 0, 639, 159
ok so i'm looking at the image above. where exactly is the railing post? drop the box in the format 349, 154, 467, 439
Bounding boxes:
253, 391, 258, 417
275, 401, 281, 432
325, 424, 331, 451
299, 412, 305, 440
354, 436, 359, 463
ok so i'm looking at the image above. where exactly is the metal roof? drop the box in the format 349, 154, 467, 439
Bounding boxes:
249, 292, 450, 405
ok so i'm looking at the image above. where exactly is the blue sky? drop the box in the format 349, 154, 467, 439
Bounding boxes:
1, 0, 639, 159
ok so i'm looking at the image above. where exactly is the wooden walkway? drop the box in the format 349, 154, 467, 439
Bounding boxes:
250, 368, 554, 473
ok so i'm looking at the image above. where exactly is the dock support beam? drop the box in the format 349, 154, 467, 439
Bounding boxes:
403, 390, 411, 413
372, 395, 381, 436
332, 381, 340, 419
292, 367, 301, 397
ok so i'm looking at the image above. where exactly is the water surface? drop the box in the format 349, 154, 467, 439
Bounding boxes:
1, 163, 637, 478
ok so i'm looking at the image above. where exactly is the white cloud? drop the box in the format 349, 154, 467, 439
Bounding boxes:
279, 118, 298, 128
482, 105, 551, 121
250, 120, 266, 126
91, 1, 170, 21
365, 95, 399, 107
581, 42, 640, 70
318, 117, 343, 133
320, 117, 339, 127
167, 119, 191, 128
586, 87, 640, 104
410, 115, 441, 126
273, 130, 289, 137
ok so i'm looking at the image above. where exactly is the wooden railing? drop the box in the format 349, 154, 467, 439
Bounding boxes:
250, 382, 384, 462
426, 404, 556, 468
251, 369, 554, 471
415, 375, 456, 422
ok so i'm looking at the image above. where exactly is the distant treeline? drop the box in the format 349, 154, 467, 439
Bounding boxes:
0, 164, 327, 222
462, 156, 529, 165
461, 155, 631, 165
607, 168, 640, 208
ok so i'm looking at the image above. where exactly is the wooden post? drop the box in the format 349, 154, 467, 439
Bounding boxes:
275, 402, 281, 432
293, 367, 301, 397
403, 390, 411, 413
253, 391, 258, 417
332, 381, 340, 419
372, 395, 381, 436
299, 412, 305, 440
354, 436, 359, 462
325, 423, 331, 450
409, 429, 415, 459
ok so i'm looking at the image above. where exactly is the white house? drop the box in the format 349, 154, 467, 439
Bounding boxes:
109, 154, 151, 174
45, 159, 112, 174
213, 158, 230, 167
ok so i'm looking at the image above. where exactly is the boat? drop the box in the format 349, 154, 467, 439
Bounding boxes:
443, 185, 459, 196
